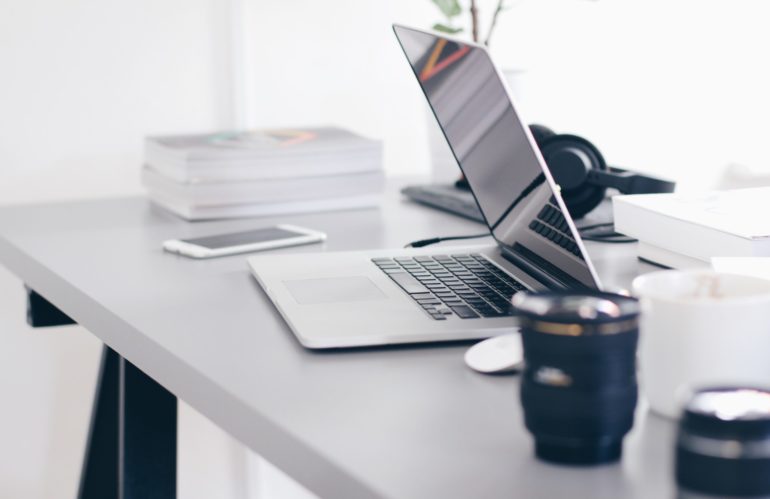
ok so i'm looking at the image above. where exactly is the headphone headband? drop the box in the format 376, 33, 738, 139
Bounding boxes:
588, 167, 676, 195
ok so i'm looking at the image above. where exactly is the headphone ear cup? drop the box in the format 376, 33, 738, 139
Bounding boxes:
539, 134, 607, 219
528, 124, 556, 150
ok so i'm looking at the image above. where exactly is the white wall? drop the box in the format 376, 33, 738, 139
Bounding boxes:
10, 0, 767, 199
244, 0, 770, 190
488, 0, 770, 191
0, 0, 233, 204
241, 0, 439, 179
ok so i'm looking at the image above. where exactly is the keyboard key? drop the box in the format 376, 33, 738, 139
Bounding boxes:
475, 307, 501, 317
450, 305, 480, 319
389, 273, 429, 294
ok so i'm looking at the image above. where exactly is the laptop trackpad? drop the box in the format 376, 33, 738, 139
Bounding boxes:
284, 277, 386, 304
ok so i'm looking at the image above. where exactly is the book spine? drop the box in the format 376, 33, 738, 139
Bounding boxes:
148, 192, 381, 221
144, 157, 383, 183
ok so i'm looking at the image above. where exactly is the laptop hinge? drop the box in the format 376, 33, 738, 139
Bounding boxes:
500, 244, 589, 291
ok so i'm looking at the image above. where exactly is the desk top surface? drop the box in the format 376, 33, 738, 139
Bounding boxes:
0, 180, 671, 499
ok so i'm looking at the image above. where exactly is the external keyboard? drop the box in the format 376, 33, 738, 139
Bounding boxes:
372, 254, 527, 320
400, 185, 485, 223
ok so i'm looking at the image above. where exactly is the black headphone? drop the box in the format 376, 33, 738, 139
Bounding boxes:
528, 124, 676, 219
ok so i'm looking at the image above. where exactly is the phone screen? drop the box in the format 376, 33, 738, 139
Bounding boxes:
181, 227, 303, 249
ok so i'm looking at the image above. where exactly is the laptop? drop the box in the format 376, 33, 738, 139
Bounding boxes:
248, 25, 602, 348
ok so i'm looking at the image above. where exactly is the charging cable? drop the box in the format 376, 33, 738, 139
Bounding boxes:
404, 233, 491, 248
404, 223, 635, 249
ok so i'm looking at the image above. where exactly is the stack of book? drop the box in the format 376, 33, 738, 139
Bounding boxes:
142, 127, 384, 220
613, 187, 770, 268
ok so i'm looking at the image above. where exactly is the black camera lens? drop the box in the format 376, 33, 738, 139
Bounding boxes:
677, 387, 770, 498
512, 291, 640, 465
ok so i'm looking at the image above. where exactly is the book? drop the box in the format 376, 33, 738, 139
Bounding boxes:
145, 126, 383, 182
146, 154, 383, 183
613, 188, 770, 268
148, 191, 382, 221
141, 166, 385, 206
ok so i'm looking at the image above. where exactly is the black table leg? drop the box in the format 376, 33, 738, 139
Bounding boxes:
25, 287, 75, 327
119, 356, 177, 499
78, 346, 178, 499
78, 346, 120, 499
25, 286, 178, 499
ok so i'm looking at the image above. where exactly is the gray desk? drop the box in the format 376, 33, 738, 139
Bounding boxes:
0, 180, 672, 499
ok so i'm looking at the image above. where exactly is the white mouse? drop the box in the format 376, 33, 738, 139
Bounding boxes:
464, 333, 524, 374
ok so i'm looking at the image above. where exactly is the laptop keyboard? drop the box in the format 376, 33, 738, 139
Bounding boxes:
372, 254, 527, 320
528, 198, 582, 258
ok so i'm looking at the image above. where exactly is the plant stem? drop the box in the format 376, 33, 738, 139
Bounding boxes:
484, 0, 505, 46
470, 0, 479, 42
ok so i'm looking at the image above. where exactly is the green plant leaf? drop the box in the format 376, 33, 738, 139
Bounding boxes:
432, 23, 463, 34
431, 0, 462, 18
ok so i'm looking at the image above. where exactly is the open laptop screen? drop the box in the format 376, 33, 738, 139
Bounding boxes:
394, 25, 598, 289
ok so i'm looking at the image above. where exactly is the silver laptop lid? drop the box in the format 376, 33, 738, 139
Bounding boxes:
393, 24, 601, 290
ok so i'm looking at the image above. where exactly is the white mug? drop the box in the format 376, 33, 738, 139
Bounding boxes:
632, 270, 770, 419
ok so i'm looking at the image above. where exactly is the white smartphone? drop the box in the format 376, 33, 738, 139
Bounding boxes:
163, 224, 326, 259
